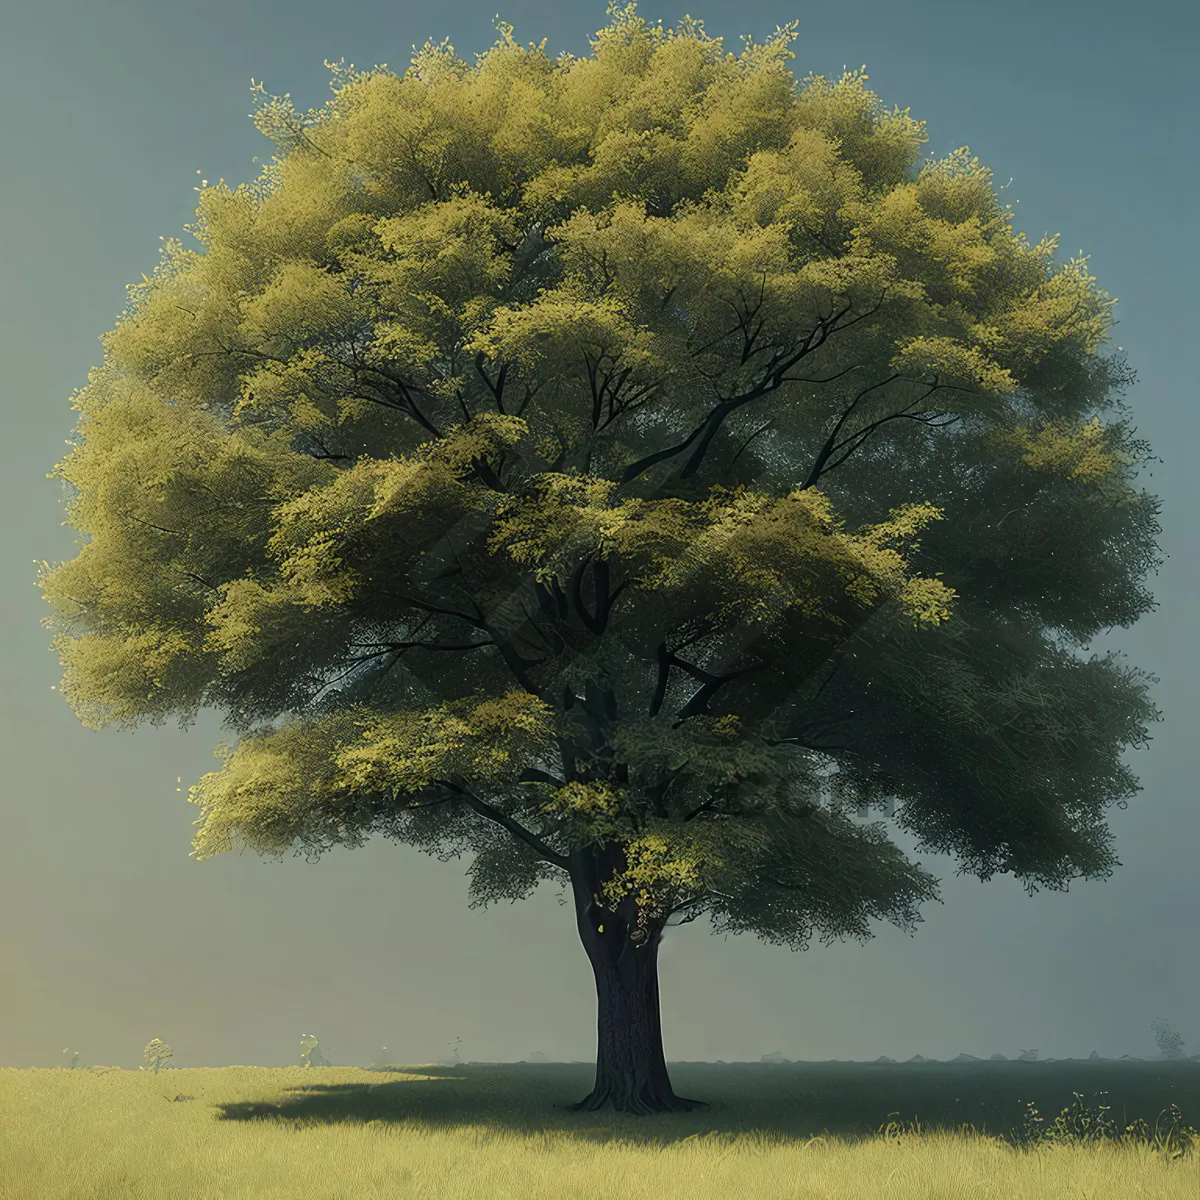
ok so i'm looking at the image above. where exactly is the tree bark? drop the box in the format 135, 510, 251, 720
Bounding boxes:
568, 848, 710, 1115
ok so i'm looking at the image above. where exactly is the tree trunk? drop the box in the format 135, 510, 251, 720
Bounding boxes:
568, 849, 710, 1115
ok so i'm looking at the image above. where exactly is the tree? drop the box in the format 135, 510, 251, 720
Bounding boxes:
1151, 1018, 1186, 1061
39, 3, 1163, 1115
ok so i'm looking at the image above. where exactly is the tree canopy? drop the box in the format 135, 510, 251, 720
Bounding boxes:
41, 2, 1161, 1100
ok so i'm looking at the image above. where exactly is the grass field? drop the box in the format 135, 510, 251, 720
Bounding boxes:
3, 1060, 1198, 1199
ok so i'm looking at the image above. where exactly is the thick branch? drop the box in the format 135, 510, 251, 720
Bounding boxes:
469, 455, 507, 492
599, 578, 629, 630
476, 623, 546, 696
673, 658, 765, 724
648, 641, 764, 724
648, 761, 690, 818
588, 559, 628, 633
518, 767, 566, 789
474, 353, 509, 414
441, 779, 570, 871
571, 554, 623, 635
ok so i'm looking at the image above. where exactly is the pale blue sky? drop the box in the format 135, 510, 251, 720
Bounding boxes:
2, 0, 1195, 1068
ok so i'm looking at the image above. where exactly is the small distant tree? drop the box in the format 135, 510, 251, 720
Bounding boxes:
1151, 1018, 1186, 1061
141, 1038, 174, 1073
41, 4, 1164, 1114
299, 1033, 331, 1067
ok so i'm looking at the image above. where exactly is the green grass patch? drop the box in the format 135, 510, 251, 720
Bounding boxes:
3, 1060, 1197, 1199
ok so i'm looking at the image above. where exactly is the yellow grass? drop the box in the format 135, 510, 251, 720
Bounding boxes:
2, 1065, 1196, 1200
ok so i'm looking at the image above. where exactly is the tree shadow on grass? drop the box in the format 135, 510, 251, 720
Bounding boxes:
209, 1061, 1200, 1155
212, 1063, 849, 1148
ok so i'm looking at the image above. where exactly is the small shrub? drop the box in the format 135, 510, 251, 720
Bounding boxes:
1011, 1090, 1200, 1163
874, 1089, 1199, 1166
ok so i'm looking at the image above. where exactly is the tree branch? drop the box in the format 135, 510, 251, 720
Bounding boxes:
121, 511, 184, 538
620, 295, 867, 484
646, 761, 689, 818
441, 779, 570, 871
474, 353, 509, 414
728, 419, 775, 468
670, 654, 765, 724
649, 641, 673, 719
801, 374, 980, 488
818, 406, 961, 479
213, 342, 444, 437
662, 894, 712, 926
469, 455, 508, 492
518, 767, 566, 789
176, 568, 220, 592
570, 554, 625, 636
376, 591, 488, 629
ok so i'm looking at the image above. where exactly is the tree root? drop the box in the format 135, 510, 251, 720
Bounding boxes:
568, 1083, 711, 1115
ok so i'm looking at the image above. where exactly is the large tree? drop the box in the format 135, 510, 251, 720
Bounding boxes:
40, 3, 1162, 1114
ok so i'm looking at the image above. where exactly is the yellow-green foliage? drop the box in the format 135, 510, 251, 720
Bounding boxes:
488, 474, 956, 627
40, 3, 1153, 942
188, 689, 558, 860
993, 416, 1118, 482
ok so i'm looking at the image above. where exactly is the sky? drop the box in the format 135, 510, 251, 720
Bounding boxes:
1, 0, 1196, 1071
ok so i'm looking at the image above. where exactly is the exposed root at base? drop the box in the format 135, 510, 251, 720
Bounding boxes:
568, 1085, 711, 1115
